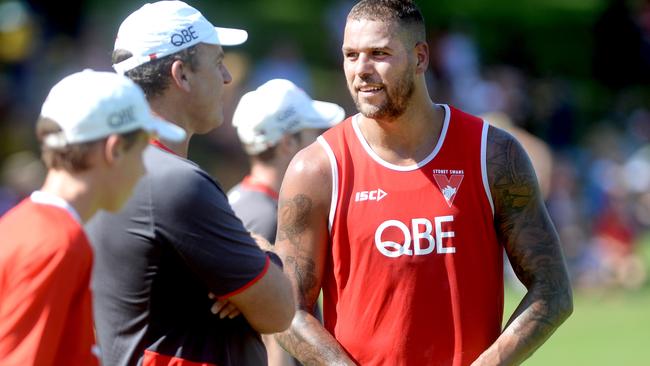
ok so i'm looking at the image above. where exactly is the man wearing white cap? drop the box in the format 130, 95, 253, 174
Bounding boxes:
228, 79, 344, 366
0, 69, 185, 366
229, 79, 345, 243
87, 2, 295, 366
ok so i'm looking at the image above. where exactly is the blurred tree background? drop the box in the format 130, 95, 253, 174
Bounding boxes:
2, 0, 648, 157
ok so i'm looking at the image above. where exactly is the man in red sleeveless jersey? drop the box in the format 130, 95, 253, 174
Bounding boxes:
274, 1, 573, 365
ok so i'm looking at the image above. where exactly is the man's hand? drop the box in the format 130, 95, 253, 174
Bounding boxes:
251, 232, 274, 252
208, 293, 241, 319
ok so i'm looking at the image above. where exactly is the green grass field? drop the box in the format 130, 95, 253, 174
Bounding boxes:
504, 286, 650, 365
505, 236, 650, 365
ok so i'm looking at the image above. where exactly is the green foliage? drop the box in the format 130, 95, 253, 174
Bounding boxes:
92, 0, 606, 76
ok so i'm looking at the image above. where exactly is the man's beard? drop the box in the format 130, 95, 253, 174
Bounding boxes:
352, 69, 415, 120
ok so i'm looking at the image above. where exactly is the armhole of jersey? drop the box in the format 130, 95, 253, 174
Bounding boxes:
481, 121, 495, 217
317, 136, 338, 233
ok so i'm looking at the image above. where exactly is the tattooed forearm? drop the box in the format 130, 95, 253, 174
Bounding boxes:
283, 255, 318, 306
275, 192, 354, 365
475, 127, 572, 365
276, 311, 355, 366
277, 194, 321, 305
278, 194, 312, 246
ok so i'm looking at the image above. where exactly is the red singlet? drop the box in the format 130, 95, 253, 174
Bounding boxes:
318, 105, 503, 366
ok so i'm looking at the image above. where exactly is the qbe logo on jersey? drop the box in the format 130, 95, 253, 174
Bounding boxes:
375, 216, 456, 258
432, 169, 464, 207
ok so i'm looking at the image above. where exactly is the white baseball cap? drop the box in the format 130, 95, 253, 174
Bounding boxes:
113, 1, 248, 74
233, 79, 345, 155
40, 69, 186, 148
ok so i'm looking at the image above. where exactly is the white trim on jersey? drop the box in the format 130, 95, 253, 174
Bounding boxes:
317, 136, 339, 232
30, 190, 82, 223
480, 121, 495, 217
350, 104, 451, 172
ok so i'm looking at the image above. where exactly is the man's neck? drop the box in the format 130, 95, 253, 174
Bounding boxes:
39, 171, 97, 223
149, 96, 192, 158
359, 97, 445, 165
248, 163, 283, 193
153, 138, 191, 158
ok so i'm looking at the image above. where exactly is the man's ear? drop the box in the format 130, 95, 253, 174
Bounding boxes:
103, 134, 123, 166
414, 41, 429, 74
278, 134, 298, 155
170, 60, 192, 92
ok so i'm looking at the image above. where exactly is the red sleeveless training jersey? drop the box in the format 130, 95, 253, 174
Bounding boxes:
317, 105, 503, 366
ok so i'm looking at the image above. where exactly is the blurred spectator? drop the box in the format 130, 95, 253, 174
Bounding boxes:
324, 0, 355, 54
576, 124, 648, 290
483, 111, 553, 200
529, 78, 577, 149
249, 39, 313, 93
592, 192, 647, 289
0, 150, 45, 215
435, 28, 502, 115
0, 1, 35, 64
481, 65, 553, 199
546, 155, 594, 286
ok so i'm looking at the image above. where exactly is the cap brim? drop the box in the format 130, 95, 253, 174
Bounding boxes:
143, 116, 186, 142
307, 100, 346, 128
208, 27, 248, 46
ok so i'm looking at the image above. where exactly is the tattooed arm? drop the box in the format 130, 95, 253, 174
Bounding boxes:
274, 143, 356, 365
473, 127, 573, 366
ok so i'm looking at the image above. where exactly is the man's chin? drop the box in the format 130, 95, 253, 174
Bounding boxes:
358, 105, 393, 120
197, 118, 223, 134
357, 102, 380, 118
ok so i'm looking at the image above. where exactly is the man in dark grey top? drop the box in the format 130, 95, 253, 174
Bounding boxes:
229, 179, 279, 242
228, 79, 344, 365
87, 2, 294, 365
229, 79, 345, 243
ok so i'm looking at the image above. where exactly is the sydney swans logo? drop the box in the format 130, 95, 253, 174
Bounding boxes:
432, 169, 464, 207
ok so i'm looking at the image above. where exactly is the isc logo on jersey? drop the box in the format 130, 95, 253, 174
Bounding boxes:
355, 188, 387, 202
374, 216, 456, 258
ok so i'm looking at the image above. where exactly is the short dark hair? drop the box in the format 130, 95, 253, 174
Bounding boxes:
112, 45, 200, 98
251, 145, 277, 163
348, 0, 426, 43
36, 117, 144, 172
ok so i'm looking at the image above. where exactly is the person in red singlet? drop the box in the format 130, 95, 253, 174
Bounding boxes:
274, 1, 573, 365
0, 69, 184, 366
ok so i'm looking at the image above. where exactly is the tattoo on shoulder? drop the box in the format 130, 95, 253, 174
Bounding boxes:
487, 127, 573, 348
487, 128, 538, 217
487, 127, 566, 288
